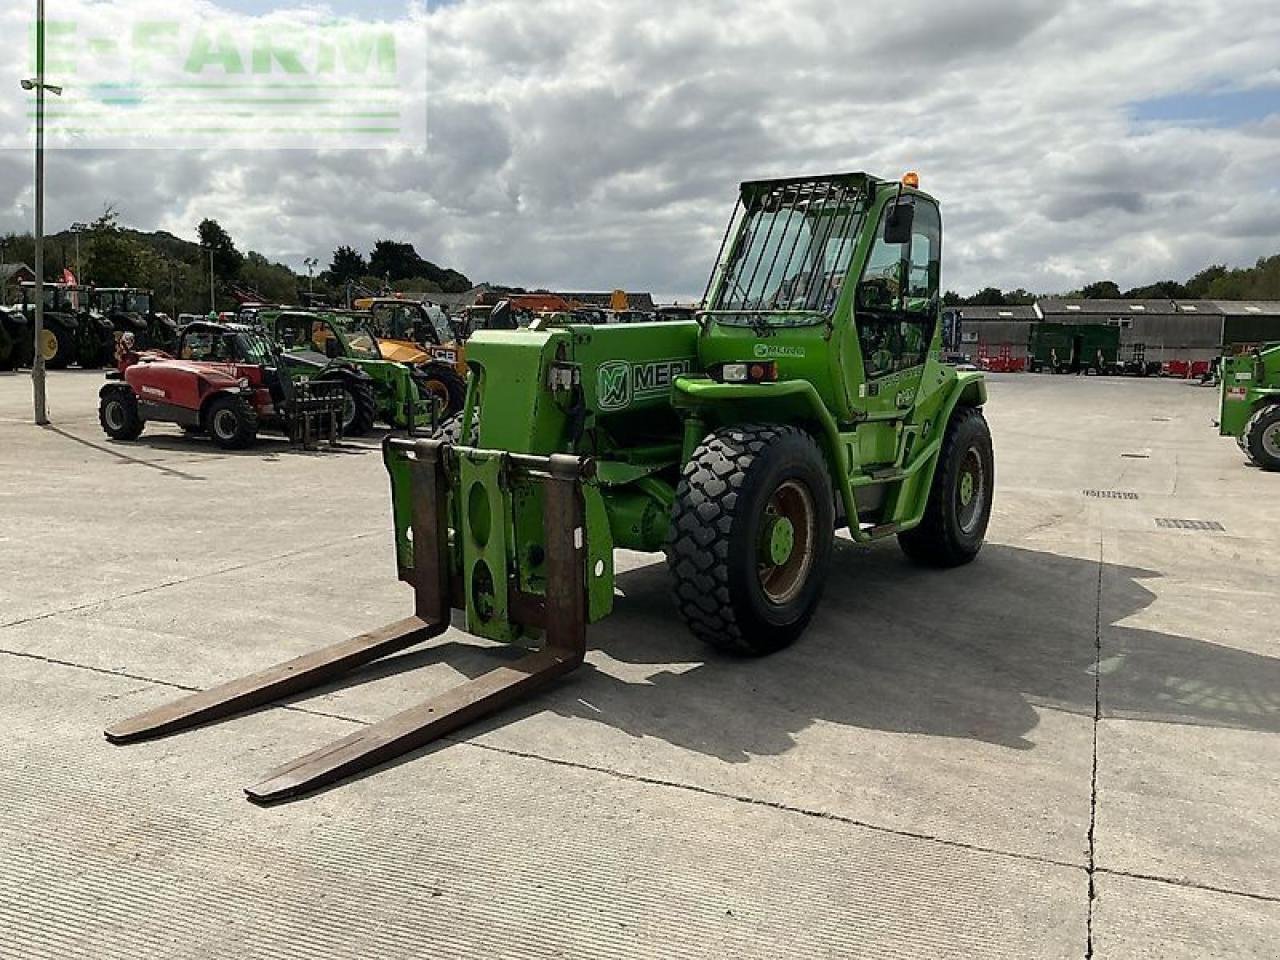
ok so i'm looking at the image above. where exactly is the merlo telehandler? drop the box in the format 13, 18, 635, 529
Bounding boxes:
108, 171, 993, 803
1219, 343, 1280, 470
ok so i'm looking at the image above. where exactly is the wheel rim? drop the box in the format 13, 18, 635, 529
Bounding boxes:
423, 379, 449, 405
212, 408, 238, 439
39, 330, 58, 360
104, 400, 125, 431
757, 480, 816, 606
956, 445, 987, 535
1263, 421, 1280, 460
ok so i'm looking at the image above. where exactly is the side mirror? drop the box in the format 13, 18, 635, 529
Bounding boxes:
324, 337, 341, 359
884, 200, 915, 245
281, 327, 297, 347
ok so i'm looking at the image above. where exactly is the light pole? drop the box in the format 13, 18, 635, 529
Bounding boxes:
22, 0, 64, 426
206, 246, 216, 315
71, 220, 89, 282
304, 257, 318, 298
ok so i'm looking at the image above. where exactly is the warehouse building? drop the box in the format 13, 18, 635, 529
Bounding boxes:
959, 299, 1280, 364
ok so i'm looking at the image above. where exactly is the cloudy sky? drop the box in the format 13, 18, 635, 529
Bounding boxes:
1, 0, 1279, 299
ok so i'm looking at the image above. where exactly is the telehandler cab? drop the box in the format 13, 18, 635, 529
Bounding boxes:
109, 172, 993, 803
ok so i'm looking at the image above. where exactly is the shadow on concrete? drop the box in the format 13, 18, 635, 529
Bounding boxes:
45, 424, 378, 474
278, 539, 1280, 783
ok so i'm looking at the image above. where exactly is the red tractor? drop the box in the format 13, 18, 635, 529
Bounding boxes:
98, 321, 359, 449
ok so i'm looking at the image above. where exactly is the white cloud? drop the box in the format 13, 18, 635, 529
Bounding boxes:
1, 0, 1278, 297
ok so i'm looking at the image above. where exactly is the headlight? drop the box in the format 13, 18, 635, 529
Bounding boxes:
237, 378, 250, 389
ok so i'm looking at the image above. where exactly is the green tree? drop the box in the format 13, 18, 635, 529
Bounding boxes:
197, 218, 244, 280
1081, 280, 1122, 299
327, 245, 368, 286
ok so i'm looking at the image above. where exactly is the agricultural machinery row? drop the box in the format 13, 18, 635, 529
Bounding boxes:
0, 283, 176, 371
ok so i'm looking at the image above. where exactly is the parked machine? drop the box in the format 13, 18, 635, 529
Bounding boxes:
0, 305, 32, 370
355, 297, 469, 415
1027, 322, 1119, 374
19, 282, 116, 369
98, 321, 348, 449
250, 308, 436, 435
1219, 342, 1280, 470
93, 287, 179, 352
106, 171, 993, 803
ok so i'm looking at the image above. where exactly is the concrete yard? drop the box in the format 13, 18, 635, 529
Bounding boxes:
0, 368, 1276, 959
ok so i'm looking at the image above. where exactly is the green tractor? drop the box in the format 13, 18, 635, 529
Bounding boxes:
1220, 343, 1280, 470
20, 282, 116, 369
0, 305, 33, 370
249, 308, 436, 436
108, 172, 995, 803
92, 287, 179, 352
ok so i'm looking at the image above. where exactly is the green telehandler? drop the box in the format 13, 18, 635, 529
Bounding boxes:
249, 307, 437, 435
1219, 343, 1280, 470
108, 171, 993, 803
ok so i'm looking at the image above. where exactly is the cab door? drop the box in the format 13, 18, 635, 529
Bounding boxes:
851, 195, 942, 419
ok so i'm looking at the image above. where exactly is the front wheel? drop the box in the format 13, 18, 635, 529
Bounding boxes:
415, 363, 467, 419
205, 394, 259, 449
331, 378, 377, 436
899, 406, 994, 567
99, 389, 144, 441
1243, 404, 1280, 471
667, 424, 834, 656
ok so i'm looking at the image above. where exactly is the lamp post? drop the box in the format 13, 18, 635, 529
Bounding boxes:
22, 0, 64, 426
206, 246, 216, 315
304, 257, 318, 298
71, 220, 89, 282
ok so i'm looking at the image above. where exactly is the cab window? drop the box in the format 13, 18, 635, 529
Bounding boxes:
855, 198, 941, 380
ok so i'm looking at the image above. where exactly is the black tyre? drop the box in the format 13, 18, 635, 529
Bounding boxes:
1243, 403, 1280, 471
98, 389, 144, 441
204, 394, 259, 449
432, 411, 479, 445
330, 377, 377, 436
899, 406, 994, 567
667, 424, 835, 656
415, 363, 467, 419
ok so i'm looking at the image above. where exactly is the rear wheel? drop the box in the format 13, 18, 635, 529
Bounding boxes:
899, 406, 994, 567
667, 424, 835, 656
99, 389, 144, 441
41, 321, 74, 369
415, 363, 467, 419
1243, 404, 1280, 471
205, 394, 258, 449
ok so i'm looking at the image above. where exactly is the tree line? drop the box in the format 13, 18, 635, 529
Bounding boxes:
0, 211, 471, 316
943, 255, 1280, 307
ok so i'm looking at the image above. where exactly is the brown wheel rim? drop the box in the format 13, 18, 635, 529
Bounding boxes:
757, 479, 817, 606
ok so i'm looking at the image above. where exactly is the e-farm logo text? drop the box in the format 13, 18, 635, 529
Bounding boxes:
597, 359, 692, 411
11, 4, 427, 150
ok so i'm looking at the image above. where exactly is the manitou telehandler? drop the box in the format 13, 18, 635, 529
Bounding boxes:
1219, 343, 1280, 470
108, 171, 993, 803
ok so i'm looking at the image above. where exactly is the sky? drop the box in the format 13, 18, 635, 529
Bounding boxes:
1, 0, 1279, 300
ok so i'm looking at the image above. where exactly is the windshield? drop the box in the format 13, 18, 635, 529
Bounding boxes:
709, 180, 866, 326
127, 292, 151, 313
236, 331, 276, 366
324, 316, 380, 359
424, 305, 452, 344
